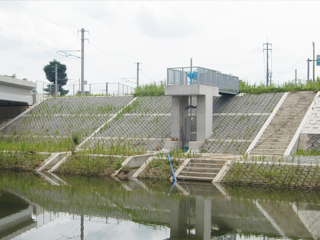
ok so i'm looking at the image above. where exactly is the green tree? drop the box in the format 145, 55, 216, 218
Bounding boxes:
43, 59, 69, 95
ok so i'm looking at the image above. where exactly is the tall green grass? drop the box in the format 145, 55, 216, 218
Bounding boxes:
239, 78, 320, 94
133, 83, 164, 97
56, 154, 124, 176
133, 79, 320, 96
0, 151, 49, 171
0, 135, 76, 152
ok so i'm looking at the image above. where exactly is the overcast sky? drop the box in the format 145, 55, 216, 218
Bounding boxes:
1, 1, 320, 93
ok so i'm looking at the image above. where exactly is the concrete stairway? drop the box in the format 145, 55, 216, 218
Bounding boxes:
176, 158, 225, 182
251, 91, 315, 156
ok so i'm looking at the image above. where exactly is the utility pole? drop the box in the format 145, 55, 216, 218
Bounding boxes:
79, 28, 89, 95
263, 40, 272, 87
55, 63, 58, 96
307, 58, 312, 81
190, 58, 193, 84
135, 62, 141, 87
295, 69, 297, 85
313, 42, 315, 82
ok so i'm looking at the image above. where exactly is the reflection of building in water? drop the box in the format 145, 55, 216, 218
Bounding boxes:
3, 180, 320, 240
0, 191, 36, 240
168, 181, 320, 240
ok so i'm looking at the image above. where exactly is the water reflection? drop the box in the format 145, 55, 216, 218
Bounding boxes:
0, 171, 320, 240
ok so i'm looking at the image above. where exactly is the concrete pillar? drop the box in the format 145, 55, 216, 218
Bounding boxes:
197, 94, 213, 141
171, 96, 189, 144
170, 199, 188, 238
195, 196, 211, 240
165, 85, 219, 150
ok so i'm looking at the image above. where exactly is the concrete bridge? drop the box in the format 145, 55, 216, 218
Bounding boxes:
0, 75, 37, 122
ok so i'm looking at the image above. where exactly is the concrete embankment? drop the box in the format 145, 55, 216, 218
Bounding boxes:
222, 156, 320, 189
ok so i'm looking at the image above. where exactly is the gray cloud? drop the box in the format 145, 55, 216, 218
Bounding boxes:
135, 7, 202, 39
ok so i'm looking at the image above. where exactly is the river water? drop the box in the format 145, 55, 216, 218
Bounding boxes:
1, 171, 320, 240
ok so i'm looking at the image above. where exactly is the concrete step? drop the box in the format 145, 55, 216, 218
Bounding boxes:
271, 113, 305, 118
261, 138, 294, 143
189, 159, 225, 164
179, 171, 217, 178
260, 134, 295, 140
257, 136, 293, 142
176, 157, 226, 182
188, 162, 224, 168
251, 149, 286, 155
281, 100, 311, 104
176, 175, 214, 182
267, 129, 299, 134
262, 129, 297, 135
183, 166, 221, 173
277, 106, 309, 111
268, 119, 301, 124
254, 144, 288, 150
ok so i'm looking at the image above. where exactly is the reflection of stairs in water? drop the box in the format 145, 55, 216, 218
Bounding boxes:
177, 159, 225, 182
177, 181, 225, 196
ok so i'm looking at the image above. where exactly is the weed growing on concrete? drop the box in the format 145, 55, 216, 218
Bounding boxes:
140, 155, 180, 181
0, 150, 49, 171
56, 154, 125, 176
296, 149, 320, 156
87, 139, 146, 156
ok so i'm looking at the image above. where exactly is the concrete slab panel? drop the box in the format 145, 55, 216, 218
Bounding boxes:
165, 85, 219, 96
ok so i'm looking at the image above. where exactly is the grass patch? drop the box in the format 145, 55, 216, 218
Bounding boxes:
239, 79, 320, 94
56, 154, 125, 176
132, 79, 320, 97
85, 140, 146, 156
140, 158, 180, 181
140, 150, 183, 181
0, 151, 49, 171
224, 160, 320, 189
0, 135, 77, 152
133, 83, 164, 97
296, 149, 320, 156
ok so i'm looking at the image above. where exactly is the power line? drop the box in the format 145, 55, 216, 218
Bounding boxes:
273, 45, 311, 72
0, 27, 58, 52
36, 1, 79, 31
88, 41, 135, 70
0, 31, 83, 74
13, 1, 77, 38
89, 35, 135, 66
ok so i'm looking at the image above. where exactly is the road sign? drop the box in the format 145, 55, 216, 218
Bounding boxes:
317, 55, 320, 66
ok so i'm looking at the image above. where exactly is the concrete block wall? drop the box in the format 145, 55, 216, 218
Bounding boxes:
201, 93, 284, 154
1, 93, 284, 153
86, 96, 172, 151
299, 93, 320, 152
0, 96, 134, 144
223, 161, 320, 189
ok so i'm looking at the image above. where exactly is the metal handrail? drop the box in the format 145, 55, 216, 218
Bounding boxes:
168, 153, 177, 182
